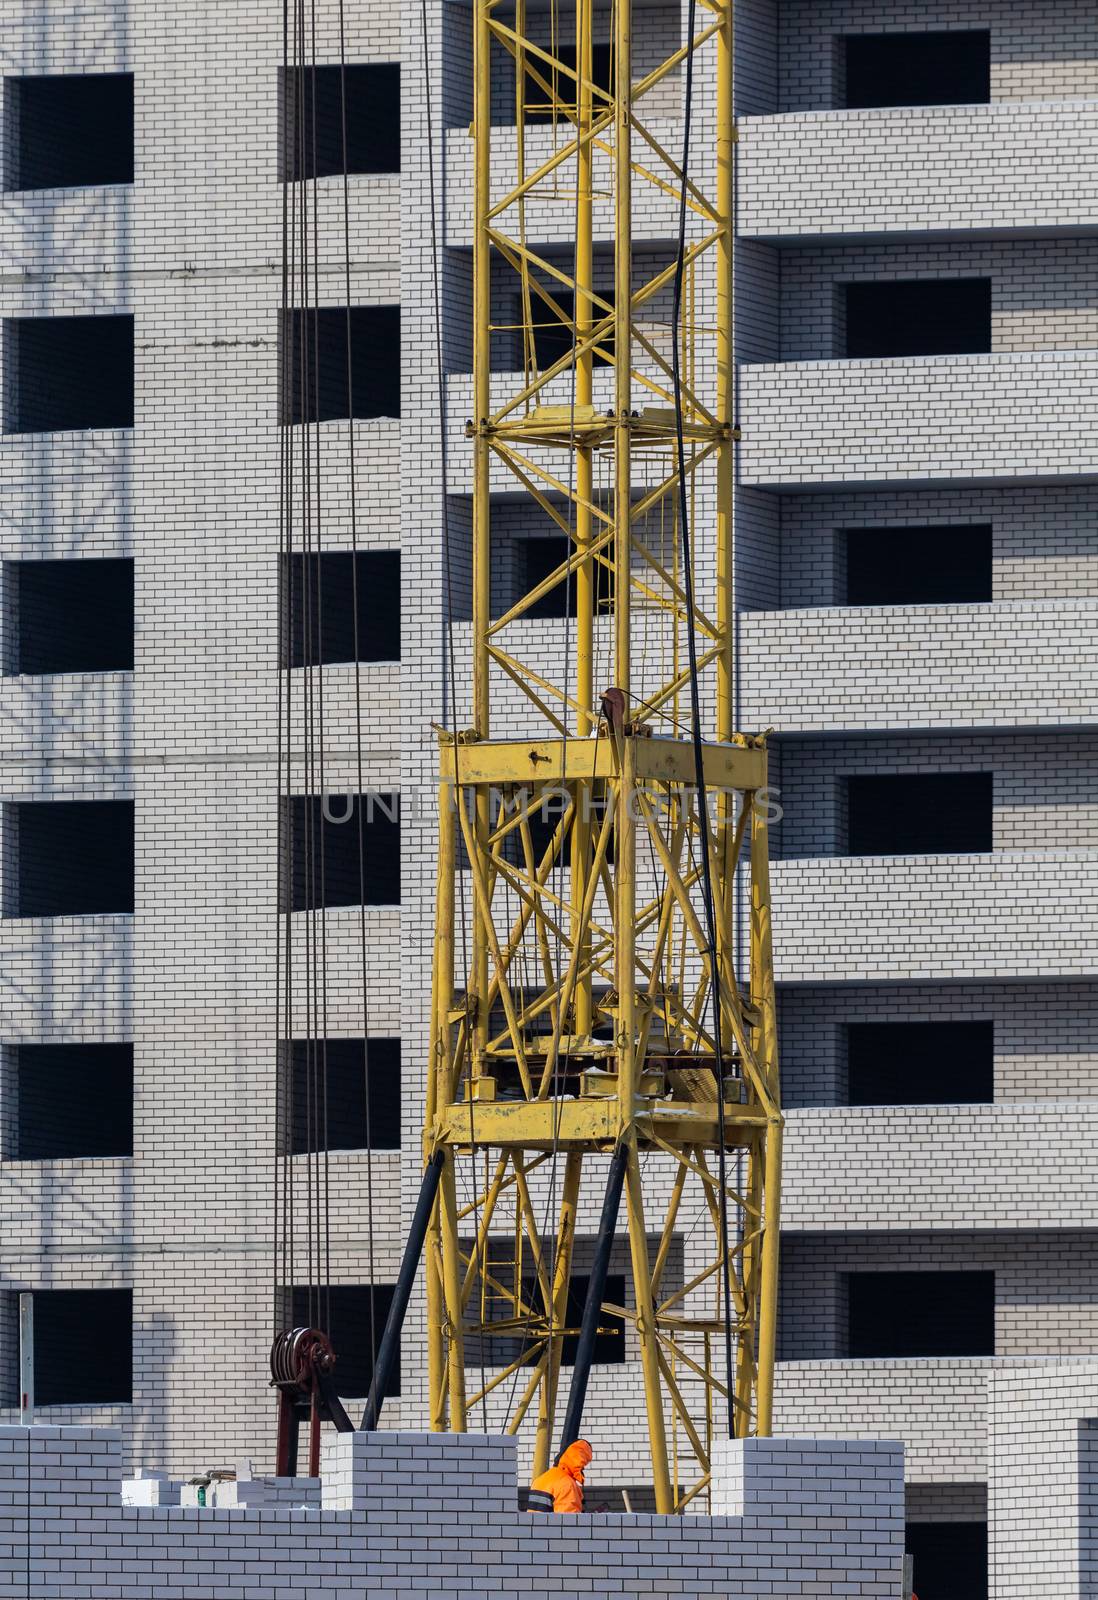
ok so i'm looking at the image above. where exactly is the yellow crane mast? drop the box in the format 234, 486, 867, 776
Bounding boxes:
411, 0, 780, 1514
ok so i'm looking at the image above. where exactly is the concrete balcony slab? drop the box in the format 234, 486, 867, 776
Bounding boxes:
0, 914, 132, 1036
738, 350, 1098, 490
783, 1103, 1098, 1232
0, 670, 134, 766
775, 1356, 990, 1482
739, 99, 1098, 245
738, 599, 1098, 733
0, 1157, 133, 1256
772, 849, 1098, 983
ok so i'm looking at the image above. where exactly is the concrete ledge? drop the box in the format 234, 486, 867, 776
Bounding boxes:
738, 350, 1098, 490
771, 850, 1098, 983
739, 99, 1098, 243
783, 1103, 1098, 1232
776, 1359, 991, 1484
738, 598, 1098, 733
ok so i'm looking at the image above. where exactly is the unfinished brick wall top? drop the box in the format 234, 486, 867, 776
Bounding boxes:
0, 1424, 904, 1600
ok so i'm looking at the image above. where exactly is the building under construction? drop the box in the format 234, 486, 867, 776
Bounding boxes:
2, 0, 1098, 1593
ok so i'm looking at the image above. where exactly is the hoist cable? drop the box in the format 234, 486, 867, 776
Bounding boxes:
308, 0, 333, 1341
420, 0, 487, 1426
273, 0, 293, 1333
274, 0, 340, 1344
668, 0, 736, 1435
337, 0, 378, 1399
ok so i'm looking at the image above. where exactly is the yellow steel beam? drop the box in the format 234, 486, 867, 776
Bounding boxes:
440, 1096, 766, 1150
438, 735, 767, 790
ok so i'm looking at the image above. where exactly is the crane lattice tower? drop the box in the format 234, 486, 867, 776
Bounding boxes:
421, 0, 782, 1514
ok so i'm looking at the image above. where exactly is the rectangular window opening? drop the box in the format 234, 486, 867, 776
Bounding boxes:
282, 550, 400, 667
4, 73, 133, 191
843, 526, 992, 606
286, 793, 400, 910
905, 1522, 988, 1600
847, 1021, 993, 1106
845, 773, 992, 856
3, 316, 134, 434
843, 281, 991, 360
6, 800, 135, 919
6, 559, 134, 675
280, 307, 400, 423
279, 64, 400, 179
289, 1283, 398, 1398
10, 1044, 133, 1160
842, 31, 990, 110
847, 1270, 994, 1358
523, 42, 613, 122
33, 1287, 132, 1405
289, 1036, 401, 1152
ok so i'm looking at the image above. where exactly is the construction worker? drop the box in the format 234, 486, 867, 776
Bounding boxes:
528, 1439, 593, 1513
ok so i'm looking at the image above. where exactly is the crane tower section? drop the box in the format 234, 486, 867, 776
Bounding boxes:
425, 0, 782, 1512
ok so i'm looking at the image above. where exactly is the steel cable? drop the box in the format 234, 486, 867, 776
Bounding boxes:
668, 0, 737, 1436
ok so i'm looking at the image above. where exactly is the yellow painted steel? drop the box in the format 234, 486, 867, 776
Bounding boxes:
424, 0, 781, 1513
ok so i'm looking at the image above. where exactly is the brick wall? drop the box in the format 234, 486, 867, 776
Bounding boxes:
776, 0, 1098, 110
0, 1423, 905, 1599
738, 350, 1098, 490
779, 1234, 1098, 1360
739, 101, 1098, 242
769, 485, 1098, 610
987, 1359, 1098, 1599
779, 980, 1098, 1105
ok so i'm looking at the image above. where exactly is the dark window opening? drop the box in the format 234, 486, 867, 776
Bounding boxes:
845, 773, 992, 856
279, 63, 400, 179
842, 31, 990, 110
905, 1522, 988, 1600
290, 1036, 401, 1152
523, 535, 573, 618
523, 42, 613, 122
4, 74, 133, 191
3, 316, 134, 434
844, 525, 992, 606
519, 289, 615, 371
286, 793, 400, 909
843, 281, 991, 360
9, 800, 135, 918
8, 559, 134, 675
560, 1272, 624, 1365
280, 306, 400, 423
290, 1283, 398, 1398
477, 1269, 625, 1367
13, 1044, 133, 1160
847, 1271, 994, 1358
282, 550, 400, 666
847, 1021, 993, 1106
519, 534, 614, 620
34, 1288, 132, 1405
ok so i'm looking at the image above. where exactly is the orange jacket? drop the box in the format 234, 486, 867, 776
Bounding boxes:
530, 1439, 593, 1513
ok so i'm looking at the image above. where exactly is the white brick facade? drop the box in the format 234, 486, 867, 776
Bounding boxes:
730, 3, 1098, 1590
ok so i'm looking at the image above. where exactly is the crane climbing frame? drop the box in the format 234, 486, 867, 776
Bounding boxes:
420, 0, 782, 1514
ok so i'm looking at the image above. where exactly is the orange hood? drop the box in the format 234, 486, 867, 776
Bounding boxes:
559, 1439, 593, 1480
